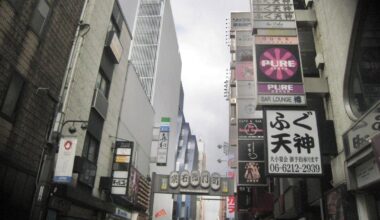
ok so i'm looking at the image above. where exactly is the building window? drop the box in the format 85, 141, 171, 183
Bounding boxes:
30, 0, 53, 36
95, 70, 110, 98
298, 27, 319, 77
345, 0, 380, 118
1, 73, 24, 121
293, 0, 307, 10
110, 2, 123, 37
82, 133, 100, 164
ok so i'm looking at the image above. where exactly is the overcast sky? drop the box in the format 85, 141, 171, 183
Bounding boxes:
170, 0, 249, 174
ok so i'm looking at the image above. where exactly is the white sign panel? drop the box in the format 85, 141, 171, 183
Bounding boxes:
252, 0, 294, 4
200, 171, 210, 188
252, 4, 294, 12
258, 94, 306, 105
211, 173, 221, 191
253, 20, 297, 29
191, 171, 200, 187
180, 170, 190, 187
53, 137, 78, 183
265, 110, 322, 175
253, 12, 295, 21
355, 158, 380, 188
169, 172, 180, 188
157, 131, 169, 164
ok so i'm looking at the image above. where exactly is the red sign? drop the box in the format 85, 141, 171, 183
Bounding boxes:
64, 140, 73, 150
155, 209, 167, 218
227, 196, 235, 216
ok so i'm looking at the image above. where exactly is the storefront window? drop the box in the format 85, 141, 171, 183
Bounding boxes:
346, 0, 380, 118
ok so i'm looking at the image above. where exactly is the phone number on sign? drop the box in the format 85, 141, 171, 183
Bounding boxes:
269, 164, 321, 173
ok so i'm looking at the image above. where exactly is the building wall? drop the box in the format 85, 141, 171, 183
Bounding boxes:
0, 0, 85, 218
117, 64, 154, 177
150, 0, 182, 175
313, 0, 358, 186
118, 0, 140, 32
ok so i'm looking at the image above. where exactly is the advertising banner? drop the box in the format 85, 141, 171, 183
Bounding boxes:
255, 44, 302, 83
255, 43, 306, 106
258, 83, 304, 94
53, 137, 78, 183
255, 36, 298, 45
343, 101, 380, 158
226, 195, 236, 218
238, 139, 265, 161
252, 4, 294, 12
238, 162, 267, 185
238, 118, 264, 139
236, 62, 254, 81
231, 12, 251, 30
253, 12, 295, 21
258, 94, 306, 105
157, 117, 170, 165
236, 31, 253, 47
236, 46, 253, 62
111, 141, 133, 195
252, 0, 293, 4
265, 110, 322, 176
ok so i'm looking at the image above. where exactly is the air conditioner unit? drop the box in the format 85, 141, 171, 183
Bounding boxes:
92, 88, 108, 119
315, 52, 325, 70
230, 98, 236, 104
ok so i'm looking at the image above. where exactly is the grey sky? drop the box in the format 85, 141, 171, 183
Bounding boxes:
170, 0, 249, 174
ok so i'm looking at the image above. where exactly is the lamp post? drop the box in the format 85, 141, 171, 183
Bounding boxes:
30, 119, 87, 220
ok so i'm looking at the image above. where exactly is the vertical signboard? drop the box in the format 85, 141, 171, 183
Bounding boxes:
255, 38, 306, 105
265, 110, 322, 176
53, 137, 78, 183
111, 141, 133, 195
251, 0, 296, 29
226, 195, 236, 218
237, 111, 267, 186
157, 117, 170, 165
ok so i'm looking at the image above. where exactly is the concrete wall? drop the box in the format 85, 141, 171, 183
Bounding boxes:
117, 64, 154, 177
149, 0, 182, 219
63, 0, 133, 197
313, 0, 358, 186
119, 0, 139, 32
150, 0, 182, 175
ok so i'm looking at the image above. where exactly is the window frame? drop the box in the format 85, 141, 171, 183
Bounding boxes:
343, 0, 380, 120
82, 132, 100, 164
29, 0, 53, 37
0, 72, 25, 122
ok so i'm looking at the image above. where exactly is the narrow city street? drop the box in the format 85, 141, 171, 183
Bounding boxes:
0, 0, 380, 220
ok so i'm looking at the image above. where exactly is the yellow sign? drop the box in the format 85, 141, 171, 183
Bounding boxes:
115, 155, 130, 163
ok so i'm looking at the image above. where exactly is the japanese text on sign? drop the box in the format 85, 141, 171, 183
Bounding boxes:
265, 110, 322, 175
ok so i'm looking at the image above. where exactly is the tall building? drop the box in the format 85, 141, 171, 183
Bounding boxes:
130, 0, 165, 101
128, 0, 182, 219
227, 0, 380, 219
0, 0, 86, 219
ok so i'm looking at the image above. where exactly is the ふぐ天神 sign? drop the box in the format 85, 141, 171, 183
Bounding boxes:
265, 110, 322, 176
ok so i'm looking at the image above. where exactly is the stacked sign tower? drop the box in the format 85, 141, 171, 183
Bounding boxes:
227, 1, 324, 218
